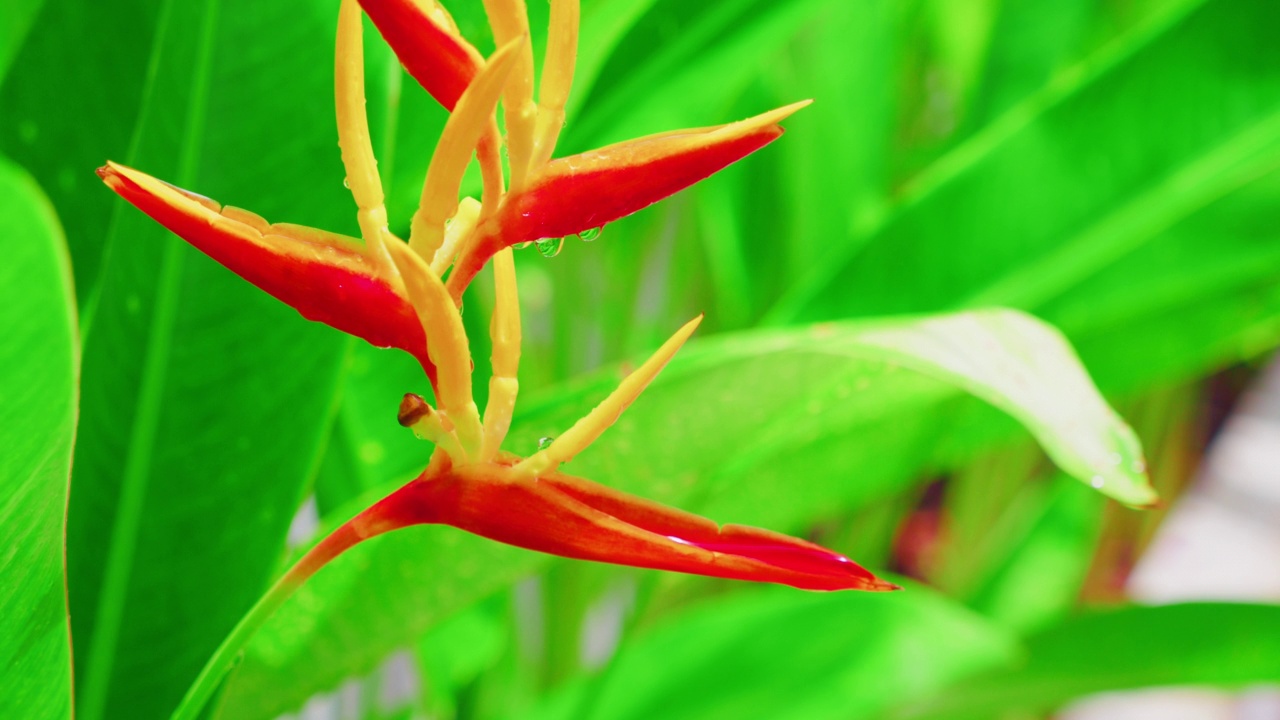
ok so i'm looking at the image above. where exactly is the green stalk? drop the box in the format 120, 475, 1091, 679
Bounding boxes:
170, 482, 423, 720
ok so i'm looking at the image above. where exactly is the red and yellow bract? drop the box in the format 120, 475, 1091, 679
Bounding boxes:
99, 0, 896, 594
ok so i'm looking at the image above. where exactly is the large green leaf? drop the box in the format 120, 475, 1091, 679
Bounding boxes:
898, 603, 1280, 719
216, 308, 1143, 716
0, 159, 77, 719
776, 0, 1280, 333
522, 583, 1015, 720
66, 1, 353, 718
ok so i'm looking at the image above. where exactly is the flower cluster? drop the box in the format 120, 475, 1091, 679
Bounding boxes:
99, 0, 895, 592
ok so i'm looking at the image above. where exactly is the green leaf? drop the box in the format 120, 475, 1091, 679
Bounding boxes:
0, 158, 77, 720
0, 0, 167, 300
0, 0, 46, 85
898, 603, 1280, 719
522, 584, 1015, 720
966, 475, 1105, 633
215, 517, 548, 720
566, 0, 836, 151
776, 0, 1280, 335
839, 310, 1153, 505
66, 2, 352, 718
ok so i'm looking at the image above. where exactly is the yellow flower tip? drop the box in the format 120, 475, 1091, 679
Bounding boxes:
514, 313, 704, 478
410, 35, 527, 259
723, 99, 812, 136
431, 197, 482, 275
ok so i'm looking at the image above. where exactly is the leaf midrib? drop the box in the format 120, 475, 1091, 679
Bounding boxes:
78, 0, 220, 716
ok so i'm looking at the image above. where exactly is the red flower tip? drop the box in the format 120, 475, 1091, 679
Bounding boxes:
517, 100, 811, 239
446, 100, 812, 295
97, 161, 434, 376
370, 463, 894, 592
356, 0, 483, 111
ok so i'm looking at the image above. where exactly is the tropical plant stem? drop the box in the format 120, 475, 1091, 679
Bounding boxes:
168, 483, 422, 720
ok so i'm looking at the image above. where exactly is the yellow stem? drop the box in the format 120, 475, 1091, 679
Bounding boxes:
335, 0, 396, 275
529, 0, 579, 171
385, 240, 483, 458
480, 248, 522, 461
481, 0, 537, 191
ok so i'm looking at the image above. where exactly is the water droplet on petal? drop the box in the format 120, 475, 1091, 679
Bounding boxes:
578, 226, 602, 242
1090, 475, 1105, 489
537, 436, 555, 451
342, 177, 350, 189
535, 237, 564, 258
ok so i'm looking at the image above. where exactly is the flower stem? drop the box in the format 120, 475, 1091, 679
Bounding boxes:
169, 481, 428, 720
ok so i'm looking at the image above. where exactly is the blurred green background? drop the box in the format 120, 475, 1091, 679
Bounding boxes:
3, 0, 1280, 718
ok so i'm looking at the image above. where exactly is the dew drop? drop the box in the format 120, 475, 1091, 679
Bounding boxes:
342, 177, 350, 189
537, 436, 555, 451
535, 237, 564, 258
578, 226, 602, 242
1090, 475, 1104, 489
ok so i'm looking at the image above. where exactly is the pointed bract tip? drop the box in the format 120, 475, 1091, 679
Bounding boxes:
757, 99, 813, 126
865, 578, 903, 592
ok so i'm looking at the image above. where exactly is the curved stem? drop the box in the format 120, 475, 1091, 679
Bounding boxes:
169, 482, 428, 720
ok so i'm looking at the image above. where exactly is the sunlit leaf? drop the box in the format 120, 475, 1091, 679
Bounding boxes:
0, 158, 77, 720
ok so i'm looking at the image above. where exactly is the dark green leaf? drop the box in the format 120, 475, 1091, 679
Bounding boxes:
0, 0, 165, 300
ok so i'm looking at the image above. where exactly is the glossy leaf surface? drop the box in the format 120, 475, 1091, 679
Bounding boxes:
0, 159, 77, 720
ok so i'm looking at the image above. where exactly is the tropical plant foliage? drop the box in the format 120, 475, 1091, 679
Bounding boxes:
2, 0, 1279, 718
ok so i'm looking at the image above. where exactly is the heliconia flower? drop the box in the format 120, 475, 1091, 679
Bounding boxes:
105, 0, 896, 615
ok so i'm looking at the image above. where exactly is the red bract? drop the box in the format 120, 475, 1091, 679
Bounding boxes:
97, 162, 434, 377
359, 463, 895, 592
100, 0, 895, 598
446, 101, 809, 296
358, 0, 482, 110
